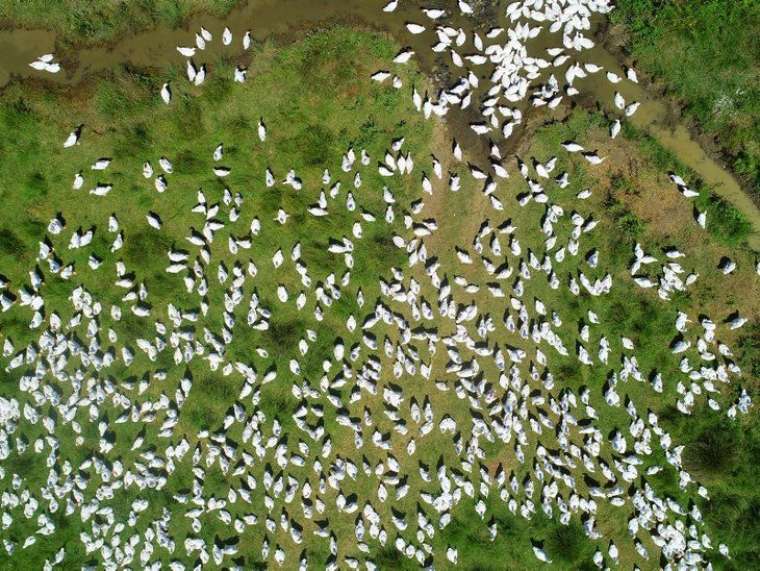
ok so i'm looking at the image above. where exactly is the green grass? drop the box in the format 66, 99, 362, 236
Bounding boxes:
613, 0, 760, 200
304, 104, 760, 569
737, 322, 760, 378
662, 410, 760, 569
461, 108, 760, 569
0, 26, 433, 568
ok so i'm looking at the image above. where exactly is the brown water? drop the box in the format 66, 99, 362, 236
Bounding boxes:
0, 0, 445, 87
1, 0, 758, 250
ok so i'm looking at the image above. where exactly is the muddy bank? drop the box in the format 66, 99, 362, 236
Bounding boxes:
0, 2, 245, 50
600, 21, 760, 212
580, 19, 760, 251
0, 0, 495, 158
0, 0, 395, 89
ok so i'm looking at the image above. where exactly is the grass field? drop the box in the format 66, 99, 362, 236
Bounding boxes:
600, 10, 760, 560
518, 111, 760, 569
612, 0, 760, 200
0, 27, 437, 568
0, 9, 759, 571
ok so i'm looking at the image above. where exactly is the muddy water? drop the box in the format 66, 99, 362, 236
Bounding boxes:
0, 28, 57, 87
0, 0, 447, 87
1, 0, 758, 249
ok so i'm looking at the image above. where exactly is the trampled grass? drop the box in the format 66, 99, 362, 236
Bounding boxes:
508, 110, 760, 569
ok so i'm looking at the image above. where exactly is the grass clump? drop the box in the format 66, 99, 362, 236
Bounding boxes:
696, 194, 752, 246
